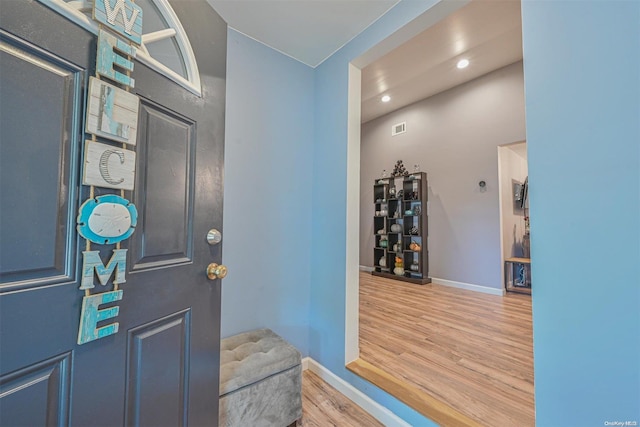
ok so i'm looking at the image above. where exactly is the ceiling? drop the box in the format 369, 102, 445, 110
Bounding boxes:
205, 0, 523, 123
206, 0, 399, 67
361, 0, 523, 122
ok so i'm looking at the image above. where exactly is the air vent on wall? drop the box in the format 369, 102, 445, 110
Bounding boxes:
392, 122, 406, 136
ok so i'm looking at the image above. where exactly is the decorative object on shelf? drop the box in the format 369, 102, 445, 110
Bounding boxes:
380, 209, 388, 216
394, 206, 402, 218
377, 229, 385, 235
405, 209, 413, 215
380, 239, 388, 248
389, 186, 396, 197
392, 242, 400, 252
409, 226, 419, 235
397, 189, 403, 199
409, 241, 421, 252
413, 205, 421, 216
379, 257, 386, 267
390, 223, 402, 233
393, 257, 404, 275
391, 160, 409, 177
410, 262, 419, 272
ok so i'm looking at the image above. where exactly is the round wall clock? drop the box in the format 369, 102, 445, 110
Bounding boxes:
77, 194, 138, 244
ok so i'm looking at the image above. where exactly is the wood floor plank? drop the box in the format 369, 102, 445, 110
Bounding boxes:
358, 272, 535, 427
301, 370, 383, 427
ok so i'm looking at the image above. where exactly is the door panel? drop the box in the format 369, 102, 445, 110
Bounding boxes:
0, 31, 82, 289
125, 310, 191, 427
130, 100, 196, 270
0, 352, 72, 427
0, 1, 226, 425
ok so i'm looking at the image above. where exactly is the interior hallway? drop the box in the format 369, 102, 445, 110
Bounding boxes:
359, 272, 534, 426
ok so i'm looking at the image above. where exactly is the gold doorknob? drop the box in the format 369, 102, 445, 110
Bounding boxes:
207, 263, 228, 280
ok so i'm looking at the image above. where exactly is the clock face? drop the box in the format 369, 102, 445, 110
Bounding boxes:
77, 195, 138, 244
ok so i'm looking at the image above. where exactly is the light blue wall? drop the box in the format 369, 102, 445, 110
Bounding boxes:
522, 2, 640, 426
221, 29, 314, 356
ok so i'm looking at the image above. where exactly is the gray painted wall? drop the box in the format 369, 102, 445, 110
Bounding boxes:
360, 61, 526, 289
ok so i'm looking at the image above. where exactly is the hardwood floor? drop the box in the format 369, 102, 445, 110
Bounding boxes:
359, 272, 534, 427
301, 370, 383, 427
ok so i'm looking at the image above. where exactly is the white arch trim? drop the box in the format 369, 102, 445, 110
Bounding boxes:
39, 0, 202, 97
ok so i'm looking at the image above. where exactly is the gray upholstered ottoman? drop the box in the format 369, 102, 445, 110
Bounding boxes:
219, 329, 302, 427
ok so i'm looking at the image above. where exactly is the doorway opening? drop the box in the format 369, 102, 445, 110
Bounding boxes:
345, 1, 535, 425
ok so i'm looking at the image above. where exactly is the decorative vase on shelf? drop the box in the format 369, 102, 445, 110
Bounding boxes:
410, 263, 419, 272
380, 239, 388, 248
393, 267, 405, 276
379, 257, 386, 267
390, 223, 402, 233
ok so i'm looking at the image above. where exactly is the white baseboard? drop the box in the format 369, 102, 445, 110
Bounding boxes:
431, 277, 505, 296
301, 357, 411, 427
359, 265, 374, 272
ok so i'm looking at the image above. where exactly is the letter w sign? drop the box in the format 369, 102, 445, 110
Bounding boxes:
93, 0, 143, 45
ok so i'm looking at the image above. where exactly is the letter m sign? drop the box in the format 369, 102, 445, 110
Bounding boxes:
80, 249, 127, 290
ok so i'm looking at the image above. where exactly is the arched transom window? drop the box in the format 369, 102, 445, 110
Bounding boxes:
40, 0, 202, 96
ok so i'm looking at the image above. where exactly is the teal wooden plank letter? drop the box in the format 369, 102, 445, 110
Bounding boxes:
93, 0, 143, 45
80, 249, 127, 290
77, 290, 123, 344
97, 29, 135, 88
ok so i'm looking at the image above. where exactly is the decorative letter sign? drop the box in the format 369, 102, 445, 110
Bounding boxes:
86, 77, 139, 146
83, 140, 136, 190
77, 290, 124, 344
76, 0, 144, 345
77, 195, 137, 244
79, 249, 128, 291
97, 29, 136, 88
94, 0, 143, 45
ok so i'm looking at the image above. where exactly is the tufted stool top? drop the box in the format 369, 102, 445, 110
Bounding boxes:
219, 328, 301, 396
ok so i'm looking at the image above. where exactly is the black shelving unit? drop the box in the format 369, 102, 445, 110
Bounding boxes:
372, 172, 431, 285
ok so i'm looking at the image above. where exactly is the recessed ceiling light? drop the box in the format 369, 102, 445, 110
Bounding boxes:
457, 59, 469, 69
381, 95, 391, 103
